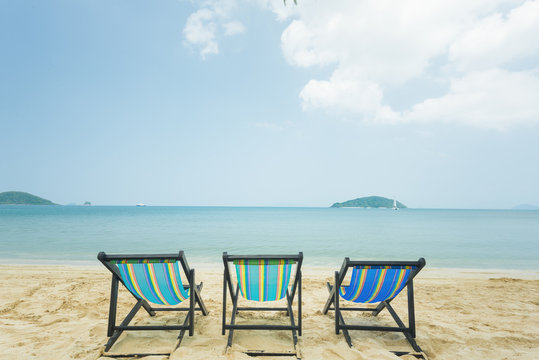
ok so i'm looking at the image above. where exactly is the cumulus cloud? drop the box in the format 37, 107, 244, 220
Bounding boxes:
183, 0, 246, 58
282, 0, 539, 130
183, 8, 219, 58
182, 0, 298, 58
403, 69, 539, 130
281, 20, 338, 67
300, 68, 386, 116
184, 0, 539, 129
224, 21, 246, 36
449, 0, 539, 71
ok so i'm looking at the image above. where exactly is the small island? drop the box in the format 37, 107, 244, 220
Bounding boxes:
0, 191, 57, 205
331, 196, 407, 209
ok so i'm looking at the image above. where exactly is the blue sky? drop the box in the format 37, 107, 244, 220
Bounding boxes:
1, 0, 539, 208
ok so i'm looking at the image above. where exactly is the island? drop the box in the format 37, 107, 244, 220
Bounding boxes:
0, 191, 57, 205
331, 196, 407, 209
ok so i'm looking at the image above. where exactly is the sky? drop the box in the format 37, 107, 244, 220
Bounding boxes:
1, 0, 539, 208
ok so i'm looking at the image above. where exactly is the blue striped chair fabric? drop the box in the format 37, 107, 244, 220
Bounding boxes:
234, 259, 295, 302
339, 266, 416, 303
115, 261, 190, 306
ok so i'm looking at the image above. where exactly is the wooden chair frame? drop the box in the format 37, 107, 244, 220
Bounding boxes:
323, 258, 426, 358
98, 251, 209, 358
222, 252, 303, 359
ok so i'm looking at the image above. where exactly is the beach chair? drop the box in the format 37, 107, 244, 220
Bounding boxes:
222, 252, 303, 358
323, 258, 426, 358
98, 251, 208, 358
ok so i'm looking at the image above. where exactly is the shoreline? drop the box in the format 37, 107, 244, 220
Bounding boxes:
1, 260, 538, 279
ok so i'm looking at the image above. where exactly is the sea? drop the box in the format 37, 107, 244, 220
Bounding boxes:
0, 205, 538, 270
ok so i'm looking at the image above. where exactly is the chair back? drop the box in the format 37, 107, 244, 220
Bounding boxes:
223, 253, 303, 302
340, 264, 419, 304
114, 259, 189, 305
234, 259, 295, 301
99, 252, 191, 306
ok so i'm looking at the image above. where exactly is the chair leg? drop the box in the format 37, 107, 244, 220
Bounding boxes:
385, 302, 423, 353
138, 297, 155, 316
195, 290, 208, 316
226, 285, 240, 348
298, 270, 302, 336
222, 271, 227, 336
337, 311, 353, 347
104, 299, 144, 351
408, 280, 416, 338
172, 310, 192, 352
107, 275, 119, 337
373, 300, 389, 316
322, 283, 335, 315
334, 271, 340, 335
193, 279, 209, 316
285, 289, 298, 347
190, 273, 195, 337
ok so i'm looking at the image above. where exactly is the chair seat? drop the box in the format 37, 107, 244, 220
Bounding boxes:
234, 259, 295, 302
340, 266, 415, 303
117, 262, 190, 305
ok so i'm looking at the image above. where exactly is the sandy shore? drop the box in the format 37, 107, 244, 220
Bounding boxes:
0, 265, 538, 359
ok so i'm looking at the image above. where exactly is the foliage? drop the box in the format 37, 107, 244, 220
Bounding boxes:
331, 196, 407, 209
0, 191, 56, 205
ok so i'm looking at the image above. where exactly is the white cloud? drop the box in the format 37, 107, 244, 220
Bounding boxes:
224, 21, 246, 36
182, 0, 299, 58
183, 0, 539, 129
403, 69, 539, 130
300, 68, 387, 116
183, 0, 245, 58
281, 20, 338, 67
281, 0, 497, 84
281, 0, 539, 130
183, 8, 219, 58
450, 0, 539, 71
254, 0, 298, 21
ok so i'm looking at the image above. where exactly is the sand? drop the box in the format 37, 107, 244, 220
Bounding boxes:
0, 264, 538, 360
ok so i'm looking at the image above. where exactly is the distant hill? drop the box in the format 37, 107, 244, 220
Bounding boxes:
331, 196, 407, 209
0, 191, 56, 205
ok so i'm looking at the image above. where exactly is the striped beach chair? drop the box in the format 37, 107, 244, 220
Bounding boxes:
98, 251, 208, 358
222, 253, 303, 359
323, 258, 426, 358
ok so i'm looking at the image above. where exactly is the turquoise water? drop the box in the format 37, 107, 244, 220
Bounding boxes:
0, 206, 538, 269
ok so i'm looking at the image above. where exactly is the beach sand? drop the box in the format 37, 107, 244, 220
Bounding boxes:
0, 265, 538, 359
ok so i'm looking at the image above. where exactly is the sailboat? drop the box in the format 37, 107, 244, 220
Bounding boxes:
393, 199, 398, 210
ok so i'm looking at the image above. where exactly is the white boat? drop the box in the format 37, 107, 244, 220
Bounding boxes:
393, 199, 398, 210
136, 203, 147, 207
